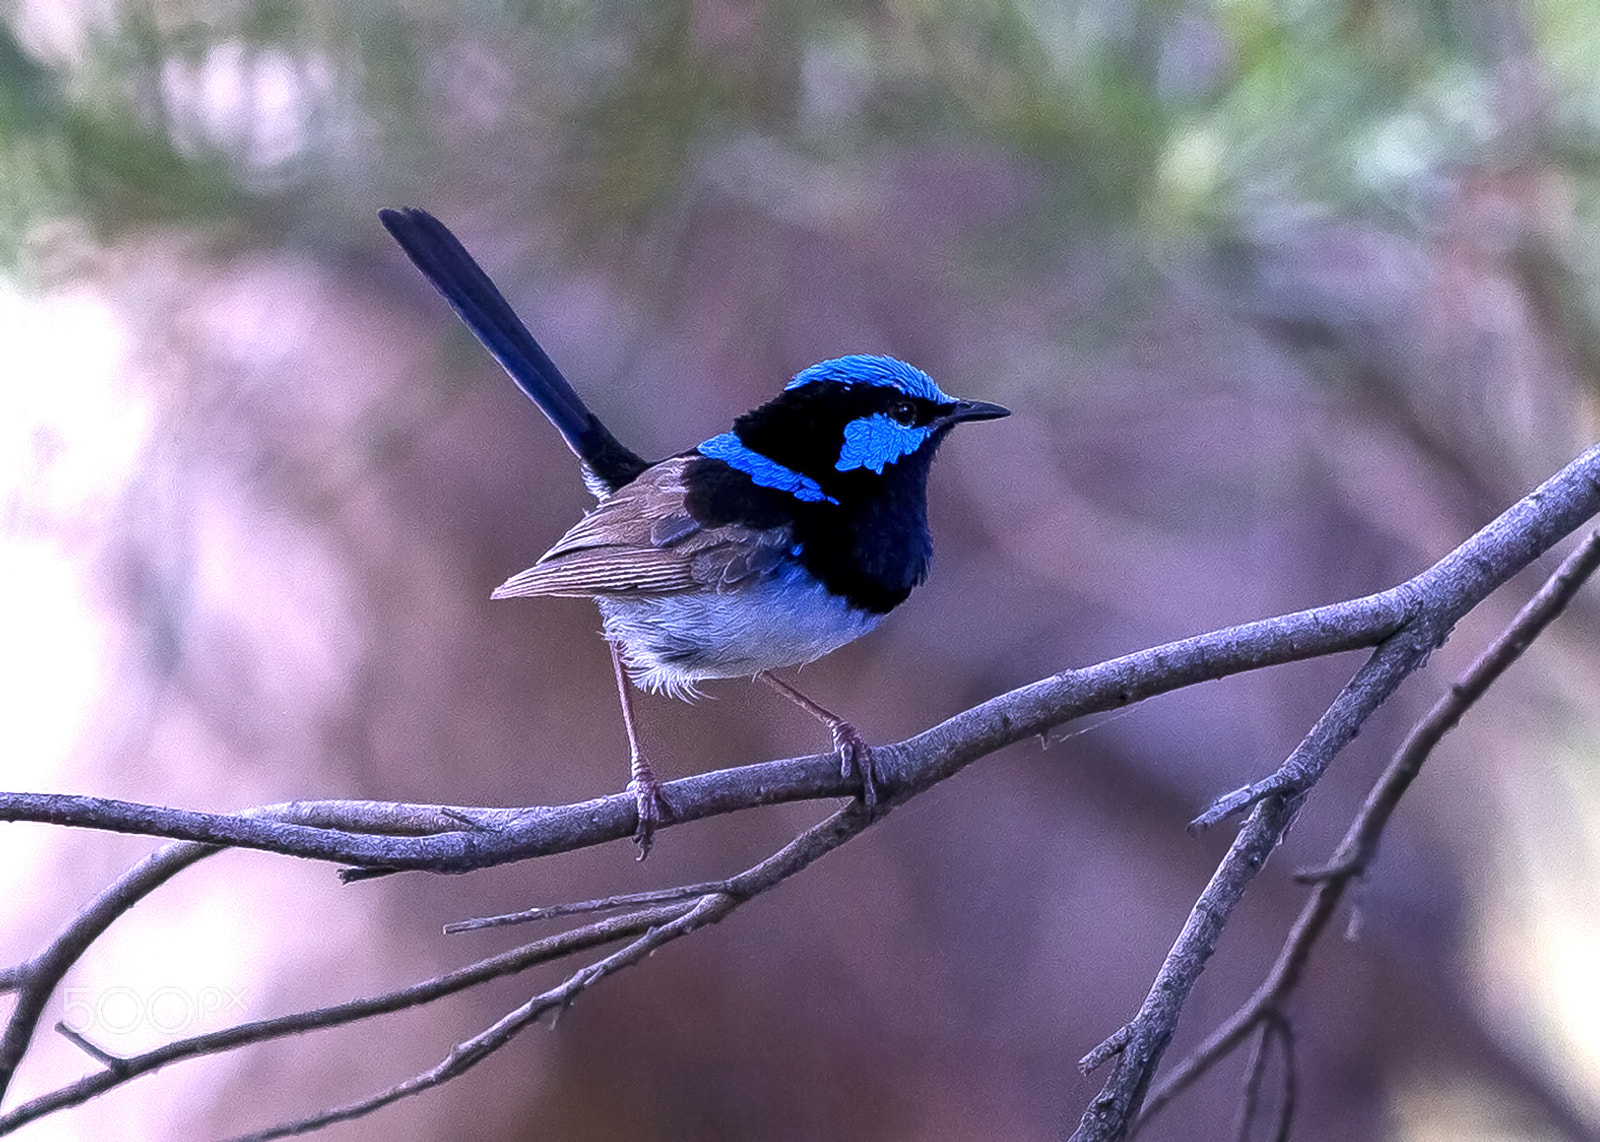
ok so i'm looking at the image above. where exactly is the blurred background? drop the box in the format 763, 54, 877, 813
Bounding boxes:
4, 1, 1600, 1138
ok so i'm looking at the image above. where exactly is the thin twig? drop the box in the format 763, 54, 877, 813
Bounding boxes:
1188, 615, 1449, 830
0, 904, 690, 1132
225, 894, 735, 1142
228, 803, 876, 1140
1234, 1016, 1271, 1142
1270, 1017, 1296, 1142
1233, 1010, 1293, 1142
54, 1026, 128, 1073
1075, 628, 1434, 1136
1073, 795, 1300, 1138
0, 802, 472, 1108
444, 881, 730, 933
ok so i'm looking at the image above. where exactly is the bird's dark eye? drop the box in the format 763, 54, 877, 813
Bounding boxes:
888, 399, 917, 426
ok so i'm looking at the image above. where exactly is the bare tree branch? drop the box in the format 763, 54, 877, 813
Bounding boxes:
223, 895, 737, 1142
1065, 447, 1600, 1142
443, 881, 733, 933
0, 801, 877, 1137
2, 445, 1598, 1138
1129, 526, 1600, 1136
1076, 625, 1507, 1137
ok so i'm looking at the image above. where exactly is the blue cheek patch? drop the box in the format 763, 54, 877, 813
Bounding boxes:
698, 433, 838, 504
835, 414, 931, 474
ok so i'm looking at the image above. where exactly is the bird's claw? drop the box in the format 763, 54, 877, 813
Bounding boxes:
831, 720, 880, 813
629, 769, 672, 861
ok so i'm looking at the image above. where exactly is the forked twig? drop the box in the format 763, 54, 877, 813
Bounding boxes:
1071, 460, 1600, 1142
1131, 528, 1600, 1135
1233, 1010, 1295, 1142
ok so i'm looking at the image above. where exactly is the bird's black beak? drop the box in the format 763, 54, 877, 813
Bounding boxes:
944, 399, 1011, 424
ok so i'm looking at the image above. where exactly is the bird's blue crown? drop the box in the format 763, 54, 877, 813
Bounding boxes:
784, 354, 951, 403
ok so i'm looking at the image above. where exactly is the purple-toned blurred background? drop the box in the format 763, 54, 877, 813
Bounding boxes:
5, 2, 1600, 1138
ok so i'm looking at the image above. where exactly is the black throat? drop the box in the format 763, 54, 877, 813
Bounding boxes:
800, 440, 939, 612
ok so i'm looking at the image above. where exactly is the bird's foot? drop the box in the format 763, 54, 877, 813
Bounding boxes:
629, 756, 672, 861
830, 719, 880, 814
757, 672, 884, 814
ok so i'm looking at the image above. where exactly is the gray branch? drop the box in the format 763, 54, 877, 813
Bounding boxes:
1, 442, 1597, 1139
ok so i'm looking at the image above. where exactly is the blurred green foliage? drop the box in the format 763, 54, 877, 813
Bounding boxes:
1, 1, 1594, 259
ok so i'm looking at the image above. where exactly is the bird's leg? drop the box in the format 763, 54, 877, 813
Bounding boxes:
759, 671, 878, 811
610, 643, 670, 859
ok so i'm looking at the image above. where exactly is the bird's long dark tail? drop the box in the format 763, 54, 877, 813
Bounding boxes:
379, 207, 647, 492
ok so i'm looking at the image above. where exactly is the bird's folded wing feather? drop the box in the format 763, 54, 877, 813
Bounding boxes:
492, 458, 793, 599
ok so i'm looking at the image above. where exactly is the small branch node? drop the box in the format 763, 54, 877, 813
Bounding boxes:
1080, 1024, 1134, 1074
1290, 856, 1361, 884
54, 1024, 130, 1074
438, 808, 489, 831
338, 866, 401, 884
1190, 780, 1289, 832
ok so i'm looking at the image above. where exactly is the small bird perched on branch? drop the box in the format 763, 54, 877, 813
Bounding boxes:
380, 207, 1009, 856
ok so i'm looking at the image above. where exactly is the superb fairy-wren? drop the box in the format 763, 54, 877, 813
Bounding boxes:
380, 207, 1008, 856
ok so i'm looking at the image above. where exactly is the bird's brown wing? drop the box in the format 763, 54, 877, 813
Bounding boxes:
491, 458, 791, 599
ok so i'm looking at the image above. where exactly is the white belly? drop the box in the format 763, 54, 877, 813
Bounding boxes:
597, 566, 882, 698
